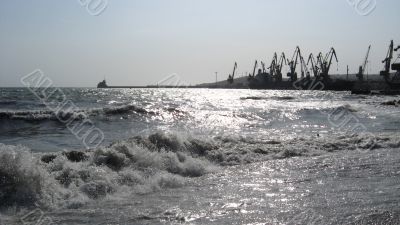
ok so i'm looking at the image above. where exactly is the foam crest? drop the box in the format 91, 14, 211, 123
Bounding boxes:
1, 131, 399, 211
0, 133, 213, 209
0, 104, 152, 122
0, 144, 62, 208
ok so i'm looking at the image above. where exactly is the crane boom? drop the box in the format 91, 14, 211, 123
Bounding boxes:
227, 62, 237, 84
271, 52, 286, 82
252, 60, 258, 77
307, 53, 319, 77
392, 45, 400, 71
357, 45, 371, 81
316, 52, 324, 75
278, 53, 286, 70
319, 48, 338, 80
362, 45, 371, 74
380, 40, 394, 77
277, 53, 286, 74
307, 53, 314, 66
268, 53, 278, 77
326, 48, 338, 75
300, 56, 309, 78
292, 46, 301, 73
261, 61, 266, 73
232, 62, 237, 78
287, 46, 301, 81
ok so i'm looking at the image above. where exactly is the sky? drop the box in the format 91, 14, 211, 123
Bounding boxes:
0, 0, 399, 87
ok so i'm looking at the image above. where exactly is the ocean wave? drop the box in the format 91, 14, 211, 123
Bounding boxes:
381, 99, 400, 106
102, 105, 153, 116
0, 144, 63, 209
240, 96, 296, 101
0, 104, 155, 122
352, 211, 400, 224
0, 133, 215, 210
298, 104, 359, 115
240, 96, 268, 100
1, 131, 399, 210
0, 110, 88, 122
0, 100, 17, 106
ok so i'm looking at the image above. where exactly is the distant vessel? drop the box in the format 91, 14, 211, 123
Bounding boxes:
97, 79, 108, 88
96, 79, 178, 89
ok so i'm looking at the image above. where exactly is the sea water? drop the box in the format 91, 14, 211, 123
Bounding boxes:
0, 88, 399, 224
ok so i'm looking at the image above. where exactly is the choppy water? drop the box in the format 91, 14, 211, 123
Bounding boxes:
0, 88, 400, 224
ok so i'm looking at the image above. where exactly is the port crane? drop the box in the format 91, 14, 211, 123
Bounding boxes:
292, 55, 312, 90
391, 44, 400, 84
320, 48, 338, 80
357, 45, 371, 81
261, 61, 267, 73
275, 53, 286, 82
307, 53, 320, 78
300, 56, 310, 79
268, 53, 278, 78
393, 45, 400, 71
248, 60, 258, 79
227, 62, 237, 84
316, 52, 325, 79
380, 40, 394, 78
287, 46, 301, 81
316, 52, 323, 65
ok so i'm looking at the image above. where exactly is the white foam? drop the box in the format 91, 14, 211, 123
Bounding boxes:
0, 144, 64, 208
1, 131, 399, 212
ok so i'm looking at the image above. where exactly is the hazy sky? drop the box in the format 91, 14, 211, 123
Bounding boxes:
1, 0, 399, 87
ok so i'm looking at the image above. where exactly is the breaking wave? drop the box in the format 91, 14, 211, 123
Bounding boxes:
381, 99, 400, 106
1, 131, 399, 211
0, 104, 156, 122
0, 132, 214, 210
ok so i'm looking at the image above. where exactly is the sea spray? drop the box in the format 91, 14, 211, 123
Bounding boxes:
0, 144, 63, 208
1, 131, 399, 211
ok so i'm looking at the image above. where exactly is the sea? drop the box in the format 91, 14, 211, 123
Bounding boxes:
0, 87, 399, 225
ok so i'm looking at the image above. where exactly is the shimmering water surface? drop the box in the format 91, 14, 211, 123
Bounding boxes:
0, 88, 399, 224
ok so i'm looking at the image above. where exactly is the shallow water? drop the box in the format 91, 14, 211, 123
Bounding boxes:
0, 88, 399, 224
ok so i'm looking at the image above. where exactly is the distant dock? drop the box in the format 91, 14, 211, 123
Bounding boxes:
100, 85, 199, 89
